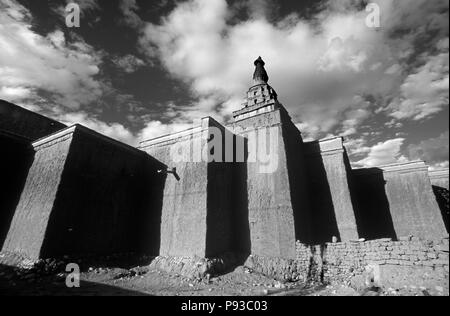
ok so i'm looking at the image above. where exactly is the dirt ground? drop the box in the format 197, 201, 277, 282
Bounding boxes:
0, 262, 447, 296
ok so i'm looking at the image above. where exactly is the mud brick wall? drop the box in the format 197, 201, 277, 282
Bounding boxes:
231, 107, 312, 259
296, 237, 449, 288
352, 161, 447, 240
304, 137, 359, 243
2, 130, 74, 259
140, 117, 236, 258
3, 125, 165, 260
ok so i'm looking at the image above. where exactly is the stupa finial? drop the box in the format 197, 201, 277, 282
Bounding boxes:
253, 56, 269, 84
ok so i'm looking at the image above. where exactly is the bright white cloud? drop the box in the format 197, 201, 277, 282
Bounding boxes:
355, 138, 407, 167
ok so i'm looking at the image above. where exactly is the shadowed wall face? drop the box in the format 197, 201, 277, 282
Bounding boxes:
0, 100, 66, 140
3, 126, 165, 259
2, 134, 73, 259
304, 138, 359, 243
41, 129, 165, 258
352, 170, 397, 240
429, 169, 449, 232
206, 125, 238, 258
0, 133, 34, 249
353, 162, 447, 240
432, 186, 449, 233
280, 114, 314, 245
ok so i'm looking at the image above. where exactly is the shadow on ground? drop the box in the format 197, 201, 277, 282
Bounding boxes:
0, 264, 151, 296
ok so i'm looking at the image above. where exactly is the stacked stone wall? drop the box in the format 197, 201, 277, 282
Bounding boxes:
243, 237, 449, 291
296, 237, 448, 284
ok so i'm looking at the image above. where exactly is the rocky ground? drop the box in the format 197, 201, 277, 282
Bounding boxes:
0, 257, 447, 296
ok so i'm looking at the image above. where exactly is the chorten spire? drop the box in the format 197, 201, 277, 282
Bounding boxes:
253, 56, 269, 85
233, 57, 280, 119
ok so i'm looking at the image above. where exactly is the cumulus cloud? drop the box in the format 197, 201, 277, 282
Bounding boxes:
139, 0, 448, 141
355, 138, 407, 167
0, 0, 103, 109
387, 48, 449, 121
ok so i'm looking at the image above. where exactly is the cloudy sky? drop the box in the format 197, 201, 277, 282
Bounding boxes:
0, 0, 448, 169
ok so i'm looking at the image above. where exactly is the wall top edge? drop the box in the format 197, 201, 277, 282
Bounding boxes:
353, 160, 429, 175
32, 124, 146, 156
305, 137, 345, 154
429, 168, 449, 178
139, 125, 203, 148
